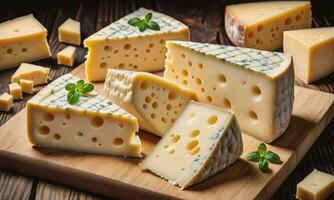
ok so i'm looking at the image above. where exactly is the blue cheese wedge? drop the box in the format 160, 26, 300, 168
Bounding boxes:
26, 74, 141, 157
84, 7, 190, 81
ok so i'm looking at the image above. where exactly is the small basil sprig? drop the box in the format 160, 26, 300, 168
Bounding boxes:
128, 13, 160, 32
65, 80, 94, 105
246, 143, 282, 173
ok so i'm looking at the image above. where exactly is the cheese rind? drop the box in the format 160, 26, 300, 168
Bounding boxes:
0, 14, 51, 70
225, 1, 312, 51
20, 79, 34, 94
284, 27, 334, 83
11, 63, 50, 85
58, 18, 81, 45
140, 101, 243, 189
84, 7, 190, 81
104, 69, 196, 137
26, 74, 141, 157
57, 46, 77, 67
164, 41, 294, 143
9, 83, 23, 100
0, 93, 13, 112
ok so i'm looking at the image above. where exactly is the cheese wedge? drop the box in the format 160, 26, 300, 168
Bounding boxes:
11, 63, 49, 85
104, 69, 196, 137
164, 41, 294, 143
26, 74, 141, 157
0, 14, 51, 70
58, 18, 81, 46
20, 79, 34, 94
9, 83, 22, 100
0, 93, 13, 112
57, 46, 77, 67
225, 1, 312, 51
141, 101, 243, 189
284, 27, 334, 83
84, 7, 190, 81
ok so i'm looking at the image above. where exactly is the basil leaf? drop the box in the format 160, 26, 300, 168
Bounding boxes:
67, 91, 80, 105
147, 21, 160, 31
80, 83, 94, 93
258, 143, 267, 156
76, 80, 84, 90
266, 151, 282, 164
65, 83, 76, 91
259, 158, 269, 173
144, 13, 152, 22
138, 22, 147, 32
128, 17, 141, 26
246, 151, 261, 162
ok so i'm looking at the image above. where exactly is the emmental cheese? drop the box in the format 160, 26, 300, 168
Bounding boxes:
26, 74, 141, 157
11, 63, 50, 85
9, 83, 22, 100
225, 1, 312, 51
84, 7, 190, 82
0, 93, 13, 112
164, 41, 294, 143
104, 69, 196, 137
58, 18, 81, 45
140, 101, 243, 189
0, 14, 51, 70
284, 27, 334, 83
57, 46, 77, 67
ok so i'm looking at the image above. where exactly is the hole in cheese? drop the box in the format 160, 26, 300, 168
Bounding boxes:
198, 63, 203, 69
53, 133, 61, 140
6, 49, 13, 54
195, 78, 202, 85
171, 134, 181, 143
180, 53, 185, 59
118, 63, 125, 69
166, 104, 172, 111
133, 65, 138, 69
248, 31, 254, 38
118, 123, 124, 128
249, 111, 258, 120
182, 69, 188, 77
160, 39, 164, 44
182, 80, 188, 85
151, 113, 156, 119
186, 139, 199, 151
149, 43, 154, 48
43, 112, 54, 122
164, 144, 168, 149
90, 117, 104, 128
91, 137, 97, 143
190, 146, 200, 155
38, 126, 50, 135
252, 86, 262, 96
77, 132, 83, 136
124, 44, 131, 50
152, 101, 158, 109
114, 49, 119, 54
285, 18, 292, 26
206, 96, 213, 102
161, 117, 167, 123
190, 129, 200, 137
208, 115, 218, 125
150, 92, 156, 97
187, 61, 192, 67
21, 48, 27, 53
257, 24, 264, 32
140, 81, 148, 90
65, 114, 71, 120
143, 104, 147, 109
223, 98, 232, 109
112, 138, 123, 145
100, 62, 107, 69
168, 91, 177, 100
104, 45, 112, 51
14, 29, 19, 32
295, 15, 301, 21
169, 148, 175, 154
146, 49, 150, 53
218, 74, 227, 84
145, 96, 151, 103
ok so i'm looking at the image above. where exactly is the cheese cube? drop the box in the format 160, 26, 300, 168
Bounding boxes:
141, 101, 243, 189
11, 63, 49, 85
0, 14, 51, 70
57, 46, 76, 67
104, 69, 196, 137
297, 169, 334, 200
84, 7, 190, 82
225, 1, 312, 51
26, 74, 141, 157
58, 18, 81, 46
164, 41, 294, 143
0, 93, 13, 112
9, 83, 22, 100
284, 27, 334, 83
20, 79, 34, 94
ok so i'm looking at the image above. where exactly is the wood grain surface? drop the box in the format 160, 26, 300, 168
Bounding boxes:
0, 0, 333, 199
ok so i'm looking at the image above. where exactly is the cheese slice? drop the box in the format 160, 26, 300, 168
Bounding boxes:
0, 14, 51, 70
0, 93, 13, 112
26, 74, 141, 157
57, 46, 77, 67
58, 18, 81, 45
11, 63, 50, 85
140, 101, 243, 189
84, 7, 190, 82
104, 69, 196, 137
284, 27, 334, 83
164, 41, 294, 143
225, 1, 312, 51
9, 82, 22, 100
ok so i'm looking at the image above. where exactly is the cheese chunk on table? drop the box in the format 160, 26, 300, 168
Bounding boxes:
284, 27, 334, 83
58, 18, 81, 46
164, 41, 294, 143
104, 69, 196, 137
84, 7, 190, 82
296, 169, 334, 200
141, 101, 243, 189
11, 63, 49, 85
0, 14, 51, 70
0, 93, 13, 112
9, 83, 22, 100
26, 74, 141, 157
20, 79, 34, 94
57, 46, 76, 67
225, 1, 311, 51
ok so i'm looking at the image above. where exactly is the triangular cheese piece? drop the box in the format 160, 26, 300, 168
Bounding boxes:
11, 63, 50, 85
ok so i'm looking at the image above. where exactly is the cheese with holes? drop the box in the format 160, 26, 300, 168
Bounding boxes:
104, 69, 196, 137
57, 46, 77, 67
225, 1, 312, 51
0, 14, 51, 70
58, 18, 81, 45
284, 27, 334, 83
9, 82, 22, 100
11, 63, 49, 85
0, 93, 13, 112
84, 7, 190, 82
140, 101, 243, 189
26, 74, 141, 157
164, 41, 294, 143
297, 169, 334, 200
20, 79, 34, 94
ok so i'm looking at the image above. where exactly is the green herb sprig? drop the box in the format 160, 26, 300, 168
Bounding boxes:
246, 143, 282, 173
128, 13, 160, 32
65, 80, 94, 105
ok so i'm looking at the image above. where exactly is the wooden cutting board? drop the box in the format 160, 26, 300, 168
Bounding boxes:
0, 64, 334, 200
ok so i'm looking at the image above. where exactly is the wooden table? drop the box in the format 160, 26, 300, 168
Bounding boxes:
0, 0, 333, 199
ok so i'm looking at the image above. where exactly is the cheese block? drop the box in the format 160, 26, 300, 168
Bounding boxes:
84, 7, 190, 81
296, 169, 334, 200
0, 14, 51, 70
0, 93, 13, 112
58, 18, 81, 45
11, 63, 50, 85
57, 46, 77, 67
20, 79, 34, 94
9, 82, 22, 100
225, 1, 312, 51
140, 101, 243, 189
104, 69, 196, 137
164, 41, 294, 143
26, 74, 141, 157
284, 27, 334, 83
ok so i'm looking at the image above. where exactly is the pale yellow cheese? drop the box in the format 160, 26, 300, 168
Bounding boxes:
0, 14, 51, 70
9, 83, 22, 100
0, 93, 13, 112
57, 46, 76, 67
297, 169, 334, 200
20, 79, 34, 94
225, 1, 312, 51
58, 18, 81, 45
284, 27, 334, 83
11, 63, 49, 85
